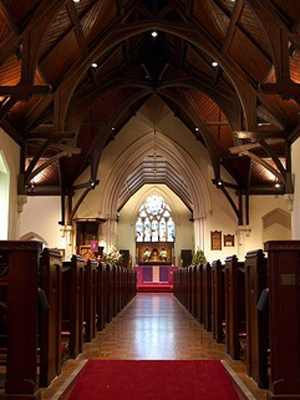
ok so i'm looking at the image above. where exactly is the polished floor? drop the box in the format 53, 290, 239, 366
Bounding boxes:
42, 294, 267, 400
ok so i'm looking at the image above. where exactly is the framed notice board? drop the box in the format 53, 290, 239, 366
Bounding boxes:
224, 234, 234, 247
211, 231, 222, 251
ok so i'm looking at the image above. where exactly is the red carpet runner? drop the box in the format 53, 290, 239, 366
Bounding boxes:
64, 360, 240, 400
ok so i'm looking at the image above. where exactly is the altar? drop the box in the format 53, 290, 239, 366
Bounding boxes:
134, 265, 178, 292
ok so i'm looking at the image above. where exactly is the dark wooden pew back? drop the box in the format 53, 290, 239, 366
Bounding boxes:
224, 255, 245, 360
211, 260, 225, 343
62, 255, 84, 358
39, 248, 62, 387
245, 249, 268, 388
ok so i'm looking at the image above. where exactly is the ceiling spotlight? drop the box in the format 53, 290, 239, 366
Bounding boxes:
91, 62, 98, 68
212, 61, 218, 67
73, 0, 81, 3
275, 183, 281, 189
195, 127, 199, 132
151, 31, 158, 38
111, 127, 116, 131
217, 179, 223, 187
258, 122, 263, 127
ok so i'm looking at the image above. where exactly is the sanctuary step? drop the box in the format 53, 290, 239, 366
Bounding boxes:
138, 284, 173, 293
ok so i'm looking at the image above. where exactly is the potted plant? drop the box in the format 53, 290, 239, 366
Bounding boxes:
103, 246, 123, 265
192, 249, 206, 266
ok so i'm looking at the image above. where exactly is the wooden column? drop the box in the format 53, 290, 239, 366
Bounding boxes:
264, 241, 300, 400
1, 241, 42, 399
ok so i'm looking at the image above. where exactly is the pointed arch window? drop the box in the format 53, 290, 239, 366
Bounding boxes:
135, 195, 175, 242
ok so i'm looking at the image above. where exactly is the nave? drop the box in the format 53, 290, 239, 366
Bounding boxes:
42, 293, 266, 400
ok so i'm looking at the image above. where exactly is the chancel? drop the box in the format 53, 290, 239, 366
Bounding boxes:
0, 0, 300, 399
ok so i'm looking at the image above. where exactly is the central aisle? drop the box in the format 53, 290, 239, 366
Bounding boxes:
81, 293, 224, 360
42, 294, 266, 400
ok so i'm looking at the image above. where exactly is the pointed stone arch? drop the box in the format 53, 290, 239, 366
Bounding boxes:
99, 131, 212, 220
19, 231, 48, 246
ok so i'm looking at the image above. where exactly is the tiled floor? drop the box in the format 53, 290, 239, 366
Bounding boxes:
41, 293, 267, 400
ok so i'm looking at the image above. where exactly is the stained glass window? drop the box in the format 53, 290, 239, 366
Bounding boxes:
135, 195, 175, 242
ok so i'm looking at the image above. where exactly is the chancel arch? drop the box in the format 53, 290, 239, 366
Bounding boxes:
99, 131, 212, 250
100, 131, 211, 221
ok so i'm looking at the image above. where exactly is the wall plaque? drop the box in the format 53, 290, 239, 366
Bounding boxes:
224, 234, 234, 247
211, 231, 222, 251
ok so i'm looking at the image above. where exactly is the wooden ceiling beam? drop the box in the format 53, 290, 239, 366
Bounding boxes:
0, 85, 51, 98
243, 150, 284, 183
67, 2, 89, 57
209, 0, 273, 63
229, 139, 284, 154
213, 0, 244, 86
69, 90, 152, 184
243, 0, 293, 84
26, 131, 77, 140
0, 0, 20, 34
235, 130, 287, 139
259, 82, 300, 99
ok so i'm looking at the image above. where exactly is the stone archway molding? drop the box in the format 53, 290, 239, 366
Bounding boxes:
99, 131, 212, 220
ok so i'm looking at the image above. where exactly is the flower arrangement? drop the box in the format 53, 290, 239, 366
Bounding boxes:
160, 249, 167, 260
103, 246, 123, 265
192, 249, 206, 266
143, 249, 151, 260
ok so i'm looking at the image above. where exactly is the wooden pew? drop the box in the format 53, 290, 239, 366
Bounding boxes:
191, 265, 198, 318
211, 260, 225, 343
224, 255, 246, 360
196, 264, 204, 324
39, 248, 62, 387
264, 241, 300, 400
62, 255, 84, 359
0, 240, 42, 399
187, 266, 193, 313
105, 263, 114, 323
84, 259, 98, 342
244, 249, 269, 389
96, 262, 106, 332
203, 262, 212, 332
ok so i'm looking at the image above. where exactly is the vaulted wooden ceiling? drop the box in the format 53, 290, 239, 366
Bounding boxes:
0, 0, 300, 221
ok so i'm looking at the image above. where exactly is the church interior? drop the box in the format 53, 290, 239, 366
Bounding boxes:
0, 0, 300, 399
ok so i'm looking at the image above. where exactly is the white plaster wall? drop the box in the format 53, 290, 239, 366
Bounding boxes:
292, 138, 300, 238
117, 184, 194, 266
0, 128, 20, 239
20, 196, 66, 251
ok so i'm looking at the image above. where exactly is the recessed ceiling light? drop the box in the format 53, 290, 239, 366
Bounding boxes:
258, 122, 263, 127
111, 127, 116, 131
195, 127, 199, 131
151, 31, 158, 38
212, 61, 218, 67
91, 62, 98, 68
73, 0, 80, 3
275, 183, 281, 189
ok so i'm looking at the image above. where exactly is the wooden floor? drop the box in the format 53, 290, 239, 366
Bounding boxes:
41, 293, 267, 400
